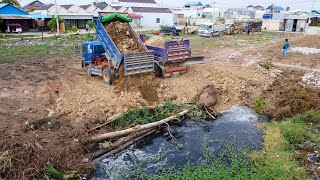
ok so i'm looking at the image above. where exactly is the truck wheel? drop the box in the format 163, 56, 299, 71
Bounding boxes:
86, 66, 93, 76
211, 33, 214, 38
154, 63, 163, 77
219, 32, 224, 37
103, 68, 113, 85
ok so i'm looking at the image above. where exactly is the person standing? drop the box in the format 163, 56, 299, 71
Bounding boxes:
282, 39, 290, 58
85, 23, 90, 32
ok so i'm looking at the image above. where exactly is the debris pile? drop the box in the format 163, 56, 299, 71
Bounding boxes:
302, 72, 320, 88
104, 21, 143, 53
198, 85, 218, 107
289, 47, 320, 55
144, 36, 172, 47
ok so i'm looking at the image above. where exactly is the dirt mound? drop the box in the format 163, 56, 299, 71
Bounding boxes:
198, 85, 218, 107
115, 74, 159, 105
261, 79, 320, 119
144, 36, 172, 47
104, 21, 143, 53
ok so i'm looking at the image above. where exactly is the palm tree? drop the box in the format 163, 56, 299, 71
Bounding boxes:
1, 0, 20, 7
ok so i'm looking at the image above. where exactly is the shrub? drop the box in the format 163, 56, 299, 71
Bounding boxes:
87, 20, 96, 29
47, 16, 65, 31
71, 25, 78, 33
254, 97, 265, 111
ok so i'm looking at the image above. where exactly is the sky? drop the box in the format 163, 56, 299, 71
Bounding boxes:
20, 0, 320, 11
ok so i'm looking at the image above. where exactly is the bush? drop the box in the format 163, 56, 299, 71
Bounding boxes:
254, 97, 265, 111
47, 16, 65, 31
71, 25, 78, 33
278, 121, 306, 144
87, 20, 96, 29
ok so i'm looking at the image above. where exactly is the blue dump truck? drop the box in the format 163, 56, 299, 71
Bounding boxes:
140, 35, 191, 78
82, 13, 154, 84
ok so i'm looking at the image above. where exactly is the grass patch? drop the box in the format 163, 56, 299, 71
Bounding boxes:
254, 97, 265, 111
0, 45, 49, 62
0, 34, 38, 39
109, 102, 179, 131
44, 166, 75, 180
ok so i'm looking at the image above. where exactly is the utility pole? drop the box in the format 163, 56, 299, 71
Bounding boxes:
212, 1, 216, 22
311, 0, 315, 11
55, 0, 60, 35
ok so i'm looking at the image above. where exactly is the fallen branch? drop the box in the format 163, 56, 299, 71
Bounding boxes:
90, 128, 154, 158
86, 109, 190, 142
88, 106, 156, 133
92, 129, 156, 163
205, 107, 216, 120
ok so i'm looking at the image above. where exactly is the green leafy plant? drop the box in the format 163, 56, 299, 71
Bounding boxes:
47, 16, 65, 31
87, 20, 96, 30
254, 97, 265, 111
71, 25, 78, 33
44, 166, 75, 180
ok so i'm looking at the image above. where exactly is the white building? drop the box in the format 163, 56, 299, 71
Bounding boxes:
125, 6, 174, 27
111, 0, 158, 8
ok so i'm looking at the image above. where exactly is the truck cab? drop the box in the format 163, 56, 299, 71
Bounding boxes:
82, 41, 105, 68
198, 23, 225, 37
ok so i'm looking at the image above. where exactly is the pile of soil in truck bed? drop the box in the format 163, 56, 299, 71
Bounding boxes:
144, 36, 172, 47
104, 21, 144, 54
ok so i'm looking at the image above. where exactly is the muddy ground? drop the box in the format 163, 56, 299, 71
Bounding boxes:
0, 33, 319, 179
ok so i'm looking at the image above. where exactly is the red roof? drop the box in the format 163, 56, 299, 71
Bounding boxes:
128, 13, 142, 18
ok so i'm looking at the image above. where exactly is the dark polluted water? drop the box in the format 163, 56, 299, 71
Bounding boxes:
87, 106, 265, 179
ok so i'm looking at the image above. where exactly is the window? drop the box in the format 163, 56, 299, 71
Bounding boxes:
156, 18, 160, 23
83, 44, 87, 53
94, 45, 105, 53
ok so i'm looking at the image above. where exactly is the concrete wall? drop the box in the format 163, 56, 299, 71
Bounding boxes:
262, 19, 281, 31
306, 26, 320, 35
140, 12, 174, 27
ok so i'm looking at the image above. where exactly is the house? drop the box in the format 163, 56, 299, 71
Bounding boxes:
254, 5, 264, 11
283, 15, 312, 32
111, 0, 158, 8
0, 3, 33, 32
202, 7, 226, 19
125, 7, 174, 27
224, 8, 255, 19
184, 2, 203, 8
24, 0, 44, 11
80, 4, 97, 13
263, 5, 288, 20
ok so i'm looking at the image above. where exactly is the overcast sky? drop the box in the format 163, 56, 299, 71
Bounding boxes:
20, 0, 320, 11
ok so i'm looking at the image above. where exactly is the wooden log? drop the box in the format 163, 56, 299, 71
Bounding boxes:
90, 128, 154, 158
88, 106, 156, 133
86, 109, 190, 142
92, 129, 156, 163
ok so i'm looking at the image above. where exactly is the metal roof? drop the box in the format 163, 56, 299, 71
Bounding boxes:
184, 2, 203, 7
80, 5, 91, 10
131, 7, 172, 13
118, 0, 157, 4
266, 6, 284, 11
0, 14, 32, 19
34, 4, 54, 10
0, 3, 8, 9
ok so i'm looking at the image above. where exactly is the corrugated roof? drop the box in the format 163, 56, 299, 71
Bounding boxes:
60, 5, 73, 10
131, 7, 172, 13
266, 6, 284, 11
0, 3, 8, 9
184, 2, 203, 7
118, 0, 156, 4
0, 14, 31, 19
112, 6, 122, 10
34, 4, 54, 10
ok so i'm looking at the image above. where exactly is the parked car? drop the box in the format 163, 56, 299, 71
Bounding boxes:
5, 24, 22, 33
160, 26, 179, 36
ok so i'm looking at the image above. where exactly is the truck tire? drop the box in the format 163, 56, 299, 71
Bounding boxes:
219, 31, 224, 37
154, 63, 163, 77
86, 66, 93, 76
103, 68, 112, 85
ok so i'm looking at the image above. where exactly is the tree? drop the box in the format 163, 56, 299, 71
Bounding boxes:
87, 20, 96, 29
1, 0, 20, 7
47, 16, 65, 31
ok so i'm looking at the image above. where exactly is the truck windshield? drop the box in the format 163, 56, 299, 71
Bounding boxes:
94, 45, 105, 53
200, 25, 212, 30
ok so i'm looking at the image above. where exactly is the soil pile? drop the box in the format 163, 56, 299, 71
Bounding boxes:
260, 79, 320, 119
198, 85, 218, 107
144, 36, 172, 47
104, 21, 143, 53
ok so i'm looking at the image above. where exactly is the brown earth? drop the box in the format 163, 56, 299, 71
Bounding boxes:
0, 33, 320, 179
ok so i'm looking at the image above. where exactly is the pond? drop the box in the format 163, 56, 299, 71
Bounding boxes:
87, 106, 265, 179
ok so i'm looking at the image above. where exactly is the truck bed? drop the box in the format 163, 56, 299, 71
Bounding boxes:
95, 14, 154, 76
